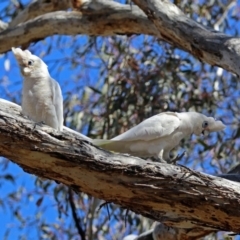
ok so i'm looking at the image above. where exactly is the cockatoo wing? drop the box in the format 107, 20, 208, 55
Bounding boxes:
92, 112, 181, 156
112, 112, 181, 141
92, 139, 151, 157
50, 78, 63, 131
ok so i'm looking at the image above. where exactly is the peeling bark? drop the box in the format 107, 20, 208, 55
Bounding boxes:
0, 99, 240, 239
126, 223, 213, 240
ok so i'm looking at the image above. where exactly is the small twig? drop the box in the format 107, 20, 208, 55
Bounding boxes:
124, 209, 130, 227
106, 203, 110, 221
68, 188, 86, 240
97, 201, 111, 221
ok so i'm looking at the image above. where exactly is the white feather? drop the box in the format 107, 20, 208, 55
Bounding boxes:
93, 112, 225, 161
12, 47, 63, 131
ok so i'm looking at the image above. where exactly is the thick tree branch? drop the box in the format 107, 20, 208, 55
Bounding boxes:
1, 99, 240, 239
132, 0, 240, 76
124, 223, 212, 240
1, 0, 239, 76
0, 8, 157, 54
9, 0, 71, 28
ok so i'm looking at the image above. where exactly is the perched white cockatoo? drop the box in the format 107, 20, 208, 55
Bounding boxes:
93, 112, 225, 162
12, 47, 63, 131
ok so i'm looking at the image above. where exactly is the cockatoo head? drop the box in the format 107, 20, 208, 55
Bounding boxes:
191, 113, 225, 136
12, 47, 49, 78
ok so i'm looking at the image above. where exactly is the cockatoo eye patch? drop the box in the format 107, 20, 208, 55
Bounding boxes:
28, 60, 34, 66
202, 121, 208, 128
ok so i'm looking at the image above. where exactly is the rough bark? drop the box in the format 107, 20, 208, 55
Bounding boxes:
9, 0, 71, 28
131, 0, 240, 77
1, 0, 240, 76
0, 99, 240, 239
125, 223, 210, 240
0, 6, 157, 53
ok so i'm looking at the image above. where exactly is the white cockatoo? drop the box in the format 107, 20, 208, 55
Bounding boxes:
93, 112, 225, 162
12, 47, 63, 131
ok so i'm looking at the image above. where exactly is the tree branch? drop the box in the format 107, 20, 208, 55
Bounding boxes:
1, 0, 240, 76
68, 188, 86, 240
0, 7, 157, 54
1, 99, 240, 239
9, 0, 71, 28
131, 0, 240, 76
124, 223, 212, 240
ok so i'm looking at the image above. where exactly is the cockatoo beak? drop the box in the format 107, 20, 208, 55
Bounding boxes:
210, 120, 226, 132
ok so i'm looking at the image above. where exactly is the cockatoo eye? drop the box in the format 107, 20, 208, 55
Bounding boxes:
202, 121, 208, 128
28, 60, 34, 66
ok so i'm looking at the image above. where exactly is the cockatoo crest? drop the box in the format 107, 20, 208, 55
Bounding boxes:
12, 47, 49, 78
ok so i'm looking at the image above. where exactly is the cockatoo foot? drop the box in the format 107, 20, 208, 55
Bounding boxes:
169, 151, 185, 164
20, 112, 30, 119
33, 121, 46, 130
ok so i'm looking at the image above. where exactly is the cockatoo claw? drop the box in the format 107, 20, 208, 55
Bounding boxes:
33, 121, 46, 130
169, 151, 186, 164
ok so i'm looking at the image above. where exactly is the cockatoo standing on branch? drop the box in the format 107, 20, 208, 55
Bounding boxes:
93, 112, 225, 162
12, 47, 63, 131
